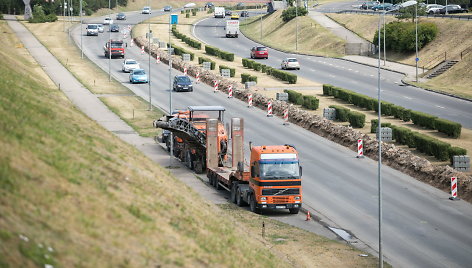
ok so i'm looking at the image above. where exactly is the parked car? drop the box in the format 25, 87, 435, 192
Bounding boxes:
438, 5, 468, 14
250, 46, 268, 59
97, 24, 104, 33
116, 12, 126, 20
129, 69, 148, 83
281, 58, 300, 70
163, 5, 172, 12
225, 10, 232, 16
122, 59, 140, 73
205, 2, 214, 8
426, 4, 444, 14
173, 75, 193, 92
110, 24, 120, 32
103, 17, 113, 25
86, 24, 99, 36
231, 12, 240, 20
372, 3, 393, 11
360, 2, 377, 10
240, 10, 249, 17
142, 6, 151, 14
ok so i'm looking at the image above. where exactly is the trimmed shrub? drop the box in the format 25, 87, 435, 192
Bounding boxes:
370, 119, 392, 133
348, 111, 365, 128
246, 60, 254, 69
281, 6, 308, 22
253, 62, 262, 71
430, 139, 451, 161
284, 90, 304, 105
241, 73, 251, 83
192, 10, 197, 16
242, 58, 248, 68
323, 84, 333, 96
219, 65, 236, 77
302, 96, 319, 110
287, 73, 297, 84
170, 44, 194, 60
249, 75, 258, 83
411, 111, 437, 129
402, 109, 412, 122
448, 147, 467, 164
329, 105, 350, 122
198, 56, 216, 70
434, 118, 461, 138
185, 13, 190, 18
374, 21, 438, 53
261, 64, 268, 73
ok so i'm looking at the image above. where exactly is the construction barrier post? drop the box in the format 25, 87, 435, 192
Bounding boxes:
267, 101, 273, 117
196, 72, 200, 83
247, 94, 253, 108
449, 177, 459, 200
283, 109, 289, 125
227, 85, 233, 98
156, 55, 160, 64
213, 80, 219, 92
183, 67, 188, 75
357, 139, 364, 158
141, 45, 144, 54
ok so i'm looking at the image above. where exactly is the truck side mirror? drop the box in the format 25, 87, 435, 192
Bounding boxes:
299, 166, 303, 177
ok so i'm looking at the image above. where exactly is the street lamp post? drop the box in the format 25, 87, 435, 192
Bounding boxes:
296, 0, 298, 51
80, 0, 83, 58
415, 3, 418, 82
377, 2, 417, 267
169, 13, 174, 166
108, 0, 111, 81
148, 0, 152, 111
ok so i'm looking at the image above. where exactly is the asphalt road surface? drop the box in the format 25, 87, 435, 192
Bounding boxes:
72, 10, 472, 268
193, 15, 472, 129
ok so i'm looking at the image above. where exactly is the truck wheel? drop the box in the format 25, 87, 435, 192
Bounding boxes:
236, 187, 244, 207
195, 159, 204, 174
289, 208, 300, 214
249, 194, 260, 214
230, 183, 237, 203
215, 178, 221, 190
185, 151, 194, 170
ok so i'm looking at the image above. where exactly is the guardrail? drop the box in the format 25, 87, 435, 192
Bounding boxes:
328, 9, 472, 20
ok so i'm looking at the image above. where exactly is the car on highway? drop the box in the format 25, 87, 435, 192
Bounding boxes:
250, 46, 268, 59
163, 5, 172, 12
173, 75, 193, 92
225, 10, 232, 16
116, 12, 126, 20
122, 59, 140, 73
438, 5, 468, 14
103, 17, 113, 25
372, 3, 393, 11
142, 6, 151, 14
281, 58, 300, 70
97, 24, 104, 33
360, 1, 377, 10
231, 12, 240, 20
129, 69, 148, 83
426, 4, 444, 14
205, 2, 214, 8
86, 24, 99, 36
110, 24, 120, 32
240, 10, 249, 17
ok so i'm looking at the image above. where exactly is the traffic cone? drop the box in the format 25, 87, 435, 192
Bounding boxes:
306, 211, 311, 221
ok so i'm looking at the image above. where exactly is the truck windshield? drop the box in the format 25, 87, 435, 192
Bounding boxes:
111, 43, 123, 48
259, 160, 299, 179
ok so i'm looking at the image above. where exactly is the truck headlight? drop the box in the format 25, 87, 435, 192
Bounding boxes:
260, 197, 267, 201
295, 196, 300, 200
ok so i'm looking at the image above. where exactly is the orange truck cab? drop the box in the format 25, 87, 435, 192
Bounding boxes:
104, 40, 125, 58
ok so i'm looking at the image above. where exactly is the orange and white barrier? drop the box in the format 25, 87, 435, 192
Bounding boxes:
247, 94, 253, 107
196, 72, 200, 83
283, 109, 289, 125
141, 46, 144, 54
267, 101, 273, 117
156, 55, 160, 63
213, 80, 219, 92
306, 211, 311, 221
357, 139, 364, 158
130, 39, 134, 47
227, 85, 233, 98
183, 67, 188, 75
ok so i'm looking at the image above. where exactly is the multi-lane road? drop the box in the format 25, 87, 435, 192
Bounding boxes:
72, 9, 472, 268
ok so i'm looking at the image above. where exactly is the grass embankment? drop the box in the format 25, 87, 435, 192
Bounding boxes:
23, 21, 162, 137
0, 19, 382, 267
133, 8, 321, 89
327, 14, 472, 100
241, 10, 346, 57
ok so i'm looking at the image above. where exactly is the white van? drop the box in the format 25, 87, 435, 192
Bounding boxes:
214, 7, 225, 18
86, 24, 99, 36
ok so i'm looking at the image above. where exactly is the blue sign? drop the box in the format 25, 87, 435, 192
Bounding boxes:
416, 57, 419, 62
171, 14, 178, 25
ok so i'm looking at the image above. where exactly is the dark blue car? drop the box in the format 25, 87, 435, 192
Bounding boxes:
173, 75, 193, 92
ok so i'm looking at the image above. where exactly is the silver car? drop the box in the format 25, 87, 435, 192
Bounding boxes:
97, 24, 104, 33
122, 59, 140, 73
281, 58, 300, 70
86, 24, 98, 36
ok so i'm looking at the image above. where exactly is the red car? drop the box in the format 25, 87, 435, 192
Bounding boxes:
250, 46, 268, 59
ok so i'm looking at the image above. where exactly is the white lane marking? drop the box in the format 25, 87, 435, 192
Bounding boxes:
436, 105, 445, 109
370, 74, 374, 77
403, 96, 412, 100
348, 68, 352, 71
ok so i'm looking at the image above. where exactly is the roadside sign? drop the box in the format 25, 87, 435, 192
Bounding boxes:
182, 54, 191, 61
171, 14, 178, 24
221, 69, 230, 78
203, 62, 211, 70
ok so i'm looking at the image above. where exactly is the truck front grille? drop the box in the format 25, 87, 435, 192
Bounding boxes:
262, 188, 300, 196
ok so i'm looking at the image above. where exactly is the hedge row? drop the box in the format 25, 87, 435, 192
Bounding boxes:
169, 44, 194, 61
284, 90, 319, 110
198, 56, 216, 70
242, 58, 297, 84
241, 73, 257, 83
329, 105, 365, 128
205, 45, 235, 61
171, 26, 202, 50
323, 84, 461, 138
371, 119, 467, 162
219, 65, 236, 77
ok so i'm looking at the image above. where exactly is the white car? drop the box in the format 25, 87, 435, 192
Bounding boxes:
142, 6, 151, 14
86, 24, 98, 36
426, 4, 444, 14
281, 58, 300, 70
97, 24, 104, 33
122, 59, 140, 73
103, 17, 113, 25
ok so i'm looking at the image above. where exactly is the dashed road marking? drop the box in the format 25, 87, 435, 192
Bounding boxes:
436, 105, 445, 109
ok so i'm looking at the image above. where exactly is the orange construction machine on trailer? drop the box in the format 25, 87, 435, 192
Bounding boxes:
206, 118, 303, 214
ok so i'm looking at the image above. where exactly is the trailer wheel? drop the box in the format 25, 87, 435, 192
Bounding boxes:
236, 187, 244, 207
230, 183, 237, 204
185, 151, 194, 170
289, 208, 300, 214
249, 194, 260, 214
195, 159, 204, 174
